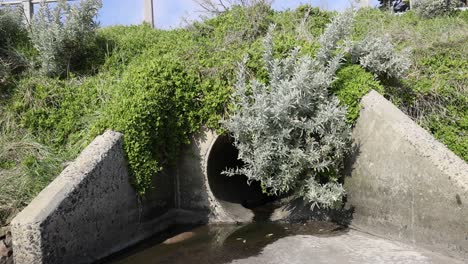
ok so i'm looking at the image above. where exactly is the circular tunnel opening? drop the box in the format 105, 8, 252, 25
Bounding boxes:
207, 135, 276, 211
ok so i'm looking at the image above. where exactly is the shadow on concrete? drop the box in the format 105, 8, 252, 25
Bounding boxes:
343, 142, 362, 178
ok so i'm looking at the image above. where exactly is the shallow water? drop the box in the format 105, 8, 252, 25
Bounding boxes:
105, 221, 345, 264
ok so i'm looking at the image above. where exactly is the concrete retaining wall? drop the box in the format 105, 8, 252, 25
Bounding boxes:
10, 91, 468, 263
344, 90, 468, 260
10, 131, 203, 264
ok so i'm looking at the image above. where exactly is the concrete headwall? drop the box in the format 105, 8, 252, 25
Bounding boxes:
10, 131, 200, 264
10, 91, 468, 263
345, 90, 468, 260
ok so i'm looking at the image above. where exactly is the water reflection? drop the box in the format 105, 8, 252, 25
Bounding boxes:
108, 221, 345, 264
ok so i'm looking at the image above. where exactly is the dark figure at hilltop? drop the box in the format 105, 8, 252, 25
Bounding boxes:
393, 0, 409, 12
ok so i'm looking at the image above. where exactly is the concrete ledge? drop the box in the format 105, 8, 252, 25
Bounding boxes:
345, 90, 468, 260
10, 131, 202, 264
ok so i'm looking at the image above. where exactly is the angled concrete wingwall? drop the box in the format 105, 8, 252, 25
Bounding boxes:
10, 131, 197, 264
345, 90, 468, 260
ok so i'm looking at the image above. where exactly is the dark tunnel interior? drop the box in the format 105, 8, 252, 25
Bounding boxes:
207, 135, 276, 209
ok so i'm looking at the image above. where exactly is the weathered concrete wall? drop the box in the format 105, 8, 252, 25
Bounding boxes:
10, 91, 468, 263
345, 90, 468, 260
10, 131, 201, 264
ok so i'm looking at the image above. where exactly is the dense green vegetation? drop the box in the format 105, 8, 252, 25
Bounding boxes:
333, 65, 385, 123
0, 4, 466, 224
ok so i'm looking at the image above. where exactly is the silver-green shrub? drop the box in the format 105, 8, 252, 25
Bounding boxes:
0, 7, 26, 84
0, 7, 23, 48
316, 10, 354, 65
30, 0, 102, 76
351, 34, 411, 79
223, 13, 353, 209
413, 0, 462, 18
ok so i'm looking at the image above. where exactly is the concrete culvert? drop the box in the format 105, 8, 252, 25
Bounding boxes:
206, 135, 277, 221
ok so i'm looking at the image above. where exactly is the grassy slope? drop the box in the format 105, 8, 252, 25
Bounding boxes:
353, 9, 467, 160
0, 6, 466, 225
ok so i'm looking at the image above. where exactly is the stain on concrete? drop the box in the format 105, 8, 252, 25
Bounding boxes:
456, 194, 462, 205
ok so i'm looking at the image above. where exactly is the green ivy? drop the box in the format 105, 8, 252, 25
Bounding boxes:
332, 65, 384, 123
91, 54, 200, 194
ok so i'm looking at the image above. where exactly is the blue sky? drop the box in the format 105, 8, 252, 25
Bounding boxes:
98, 0, 380, 29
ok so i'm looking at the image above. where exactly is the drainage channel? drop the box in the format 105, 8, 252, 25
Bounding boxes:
100, 216, 464, 264
98, 135, 464, 264
100, 205, 345, 264
98, 213, 462, 264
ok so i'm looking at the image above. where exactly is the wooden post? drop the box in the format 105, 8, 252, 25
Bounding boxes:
143, 0, 154, 28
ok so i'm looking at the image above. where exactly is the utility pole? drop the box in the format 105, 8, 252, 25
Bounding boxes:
360, 0, 369, 7
143, 0, 154, 27
22, 0, 33, 23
